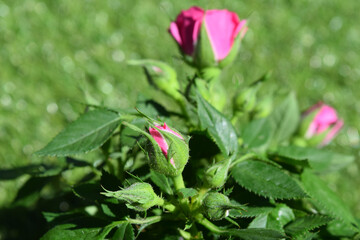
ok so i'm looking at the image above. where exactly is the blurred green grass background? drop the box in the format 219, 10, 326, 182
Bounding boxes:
0, 0, 359, 217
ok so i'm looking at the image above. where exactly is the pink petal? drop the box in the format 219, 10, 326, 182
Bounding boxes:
170, 6, 204, 55
149, 127, 169, 157
314, 105, 338, 134
170, 158, 176, 168
169, 22, 182, 46
305, 121, 317, 139
320, 119, 344, 146
155, 123, 184, 140
204, 10, 245, 61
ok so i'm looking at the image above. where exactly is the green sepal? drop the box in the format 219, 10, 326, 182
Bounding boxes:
205, 156, 232, 188
193, 18, 216, 69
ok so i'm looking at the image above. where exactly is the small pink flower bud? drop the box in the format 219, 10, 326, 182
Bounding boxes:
300, 102, 343, 147
148, 123, 189, 176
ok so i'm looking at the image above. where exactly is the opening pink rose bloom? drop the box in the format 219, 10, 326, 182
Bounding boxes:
169, 6, 247, 62
303, 102, 343, 146
149, 123, 184, 168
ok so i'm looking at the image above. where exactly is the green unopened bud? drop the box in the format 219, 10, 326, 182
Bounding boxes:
202, 192, 244, 221
202, 192, 230, 220
205, 158, 231, 188
234, 86, 258, 113
254, 96, 273, 119
128, 59, 182, 101
101, 182, 163, 212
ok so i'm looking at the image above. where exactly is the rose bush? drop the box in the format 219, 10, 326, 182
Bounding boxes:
11, 4, 357, 240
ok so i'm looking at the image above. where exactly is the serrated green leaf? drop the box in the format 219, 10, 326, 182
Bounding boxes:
111, 222, 134, 240
36, 109, 121, 156
150, 170, 173, 195
285, 215, 333, 236
269, 92, 299, 144
277, 146, 354, 172
293, 231, 318, 240
301, 170, 357, 227
270, 153, 310, 169
40, 217, 115, 240
229, 206, 274, 218
178, 188, 198, 198
196, 91, 238, 156
232, 160, 307, 199
225, 228, 285, 240
242, 118, 274, 151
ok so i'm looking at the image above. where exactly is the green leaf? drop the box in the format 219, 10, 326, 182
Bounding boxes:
196, 91, 238, 156
270, 152, 310, 168
73, 182, 103, 201
285, 215, 333, 236
225, 228, 285, 240
248, 213, 282, 232
242, 118, 274, 151
232, 160, 307, 199
0, 164, 63, 180
40, 217, 116, 240
248, 204, 294, 233
36, 109, 121, 156
150, 170, 173, 195
13, 176, 53, 207
271, 204, 295, 227
111, 222, 135, 240
276, 146, 354, 172
229, 206, 274, 218
326, 219, 359, 237
178, 188, 198, 199
269, 92, 299, 144
301, 170, 357, 226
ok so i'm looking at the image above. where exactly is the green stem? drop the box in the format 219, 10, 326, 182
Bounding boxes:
195, 213, 226, 235
230, 152, 256, 169
177, 98, 190, 121
126, 216, 162, 225
157, 198, 176, 212
172, 174, 185, 190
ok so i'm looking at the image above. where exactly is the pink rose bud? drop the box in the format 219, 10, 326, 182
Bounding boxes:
148, 123, 189, 176
300, 102, 344, 147
169, 6, 247, 68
